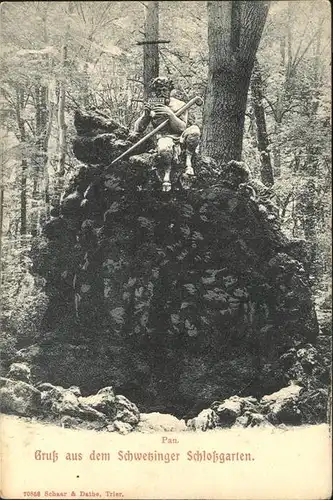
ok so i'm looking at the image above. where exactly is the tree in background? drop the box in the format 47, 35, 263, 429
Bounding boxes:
250, 58, 274, 186
54, 2, 74, 205
252, 0, 331, 280
202, 0, 270, 164
0, 0, 331, 358
142, 1, 160, 99
0, 1, 134, 356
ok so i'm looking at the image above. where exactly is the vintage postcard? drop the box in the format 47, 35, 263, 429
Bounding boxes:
0, 1, 332, 499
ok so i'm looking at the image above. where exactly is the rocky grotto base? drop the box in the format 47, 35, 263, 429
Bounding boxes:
1, 108, 331, 433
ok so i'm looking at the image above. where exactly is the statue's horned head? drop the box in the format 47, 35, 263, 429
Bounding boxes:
150, 76, 174, 95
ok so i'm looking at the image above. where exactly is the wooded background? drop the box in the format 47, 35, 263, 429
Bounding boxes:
0, 1, 331, 358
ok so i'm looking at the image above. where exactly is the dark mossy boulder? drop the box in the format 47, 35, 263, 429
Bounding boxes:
28, 109, 321, 417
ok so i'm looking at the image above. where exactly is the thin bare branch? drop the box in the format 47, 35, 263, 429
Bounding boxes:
291, 17, 326, 73
262, 96, 278, 122
1, 87, 16, 108
279, 103, 301, 120
127, 78, 144, 85
97, 2, 112, 27
25, 119, 35, 136
159, 49, 192, 87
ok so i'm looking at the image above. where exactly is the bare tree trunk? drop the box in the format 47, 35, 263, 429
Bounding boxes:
57, 44, 67, 177
54, 1, 73, 205
15, 88, 28, 235
31, 7, 51, 235
31, 83, 49, 237
58, 68, 67, 179
0, 129, 5, 281
272, 97, 283, 178
280, 30, 286, 66
202, 1, 269, 165
44, 77, 56, 218
251, 59, 273, 186
311, 18, 322, 116
271, 4, 291, 179
143, 1, 159, 99
286, 1, 293, 80
0, 188, 3, 261
55, 56, 67, 205
20, 160, 28, 234
301, 177, 318, 275
83, 60, 91, 108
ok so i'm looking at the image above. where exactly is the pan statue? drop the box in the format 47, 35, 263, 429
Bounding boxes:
131, 77, 201, 192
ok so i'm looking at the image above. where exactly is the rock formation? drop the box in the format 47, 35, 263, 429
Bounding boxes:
1, 361, 328, 432
23, 108, 327, 419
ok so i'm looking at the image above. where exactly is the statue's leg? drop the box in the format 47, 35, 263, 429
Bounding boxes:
156, 136, 174, 192
180, 125, 201, 188
182, 125, 201, 173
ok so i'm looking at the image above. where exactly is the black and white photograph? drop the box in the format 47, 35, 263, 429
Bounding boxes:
0, 1, 332, 498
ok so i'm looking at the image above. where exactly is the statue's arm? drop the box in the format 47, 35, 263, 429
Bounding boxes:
152, 104, 187, 134
133, 112, 151, 134
168, 110, 188, 134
